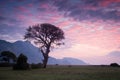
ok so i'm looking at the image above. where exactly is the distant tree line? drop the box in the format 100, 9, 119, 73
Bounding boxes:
0, 51, 29, 70
0, 51, 42, 70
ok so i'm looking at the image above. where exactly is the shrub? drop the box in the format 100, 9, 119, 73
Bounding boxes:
110, 63, 119, 67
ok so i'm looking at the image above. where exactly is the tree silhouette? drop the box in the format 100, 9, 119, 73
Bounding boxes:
17, 54, 27, 64
13, 54, 29, 70
0, 51, 17, 63
24, 23, 65, 68
110, 63, 119, 67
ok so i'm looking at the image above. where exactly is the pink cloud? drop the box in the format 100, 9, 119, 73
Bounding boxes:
100, 0, 120, 7
27, 13, 34, 17
27, 10, 120, 51
116, 12, 120, 16
27, 3, 33, 7
16, 14, 26, 20
39, 3, 50, 9
58, 19, 120, 50
84, 6, 98, 11
15, 6, 29, 13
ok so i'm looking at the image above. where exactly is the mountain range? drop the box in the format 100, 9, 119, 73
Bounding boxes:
0, 40, 87, 65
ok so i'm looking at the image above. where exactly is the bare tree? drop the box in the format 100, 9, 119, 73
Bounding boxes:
24, 23, 65, 68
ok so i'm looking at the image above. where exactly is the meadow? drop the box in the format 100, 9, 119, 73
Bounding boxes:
0, 65, 120, 80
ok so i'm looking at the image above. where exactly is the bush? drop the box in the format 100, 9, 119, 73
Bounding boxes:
110, 63, 119, 67
13, 54, 30, 70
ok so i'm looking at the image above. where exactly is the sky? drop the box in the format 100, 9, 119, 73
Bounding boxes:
0, 0, 120, 65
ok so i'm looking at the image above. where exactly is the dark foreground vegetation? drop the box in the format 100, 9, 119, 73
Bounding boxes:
0, 65, 120, 80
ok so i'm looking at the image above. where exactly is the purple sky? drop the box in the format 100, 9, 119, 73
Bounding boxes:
0, 0, 120, 64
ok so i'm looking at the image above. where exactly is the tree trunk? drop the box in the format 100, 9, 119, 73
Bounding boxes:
41, 44, 51, 68
42, 48, 50, 68
43, 55, 48, 68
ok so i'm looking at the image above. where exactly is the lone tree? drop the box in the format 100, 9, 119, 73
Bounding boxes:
24, 23, 65, 68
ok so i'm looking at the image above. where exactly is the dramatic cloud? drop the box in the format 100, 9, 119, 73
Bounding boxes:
53, 0, 120, 21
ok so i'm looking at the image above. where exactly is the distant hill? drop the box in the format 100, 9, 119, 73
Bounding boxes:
48, 57, 87, 65
59, 57, 87, 65
0, 40, 87, 65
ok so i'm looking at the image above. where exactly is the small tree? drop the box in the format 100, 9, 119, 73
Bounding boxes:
17, 54, 27, 64
24, 23, 65, 68
0, 51, 17, 63
13, 54, 29, 70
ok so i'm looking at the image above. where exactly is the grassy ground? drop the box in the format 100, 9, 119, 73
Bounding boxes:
0, 65, 120, 80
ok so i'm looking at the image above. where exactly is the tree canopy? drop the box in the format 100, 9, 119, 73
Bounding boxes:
24, 23, 65, 68
0, 51, 17, 63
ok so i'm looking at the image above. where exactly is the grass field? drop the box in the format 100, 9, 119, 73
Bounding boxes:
0, 65, 120, 80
